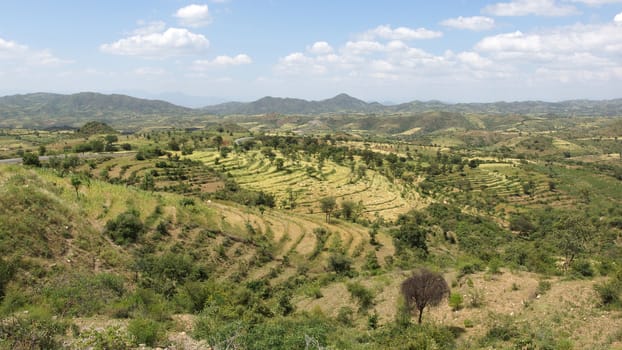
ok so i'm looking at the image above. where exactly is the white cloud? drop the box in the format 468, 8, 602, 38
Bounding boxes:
343, 40, 385, 55
441, 16, 495, 31
174, 4, 211, 27
100, 28, 209, 57
132, 21, 167, 35
0, 37, 28, 58
308, 41, 333, 55
615, 12, 622, 22
571, 0, 622, 5
483, 0, 579, 16
457, 52, 493, 68
193, 54, 252, 70
475, 24, 622, 55
273, 18, 622, 97
360, 25, 442, 41
0, 36, 71, 65
134, 67, 166, 75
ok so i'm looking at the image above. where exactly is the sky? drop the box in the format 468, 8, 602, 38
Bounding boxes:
1, 0, 622, 106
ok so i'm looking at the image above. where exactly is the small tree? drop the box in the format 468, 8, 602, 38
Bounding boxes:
70, 175, 82, 199
554, 214, 593, 271
341, 200, 358, 222
401, 268, 449, 324
320, 196, 337, 223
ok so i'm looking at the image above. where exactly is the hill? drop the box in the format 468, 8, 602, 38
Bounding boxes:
204, 95, 622, 117
0, 92, 197, 130
202, 93, 385, 115
1, 124, 622, 349
1, 92, 621, 131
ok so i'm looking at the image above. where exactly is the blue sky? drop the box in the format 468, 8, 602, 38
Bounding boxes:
1, 0, 622, 105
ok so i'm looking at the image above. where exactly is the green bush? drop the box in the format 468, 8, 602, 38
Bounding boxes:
571, 259, 594, 277
128, 318, 164, 347
448, 292, 463, 311
105, 209, 144, 244
74, 326, 132, 350
0, 307, 68, 349
44, 273, 125, 317
594, 279, 621, 308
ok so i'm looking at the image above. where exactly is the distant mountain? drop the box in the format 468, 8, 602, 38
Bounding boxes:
0, 92, 196, 129
202, 93, 385, 115
1, 92, 621, 130
203, 94, 622, 117
391, 99, 622, 116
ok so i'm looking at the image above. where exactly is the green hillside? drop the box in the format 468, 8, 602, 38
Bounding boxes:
1, 122, 622, 349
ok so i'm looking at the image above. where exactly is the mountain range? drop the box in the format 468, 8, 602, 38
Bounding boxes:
1, 92, 621, 129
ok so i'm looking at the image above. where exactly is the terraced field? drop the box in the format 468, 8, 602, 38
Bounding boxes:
429, 162, 576, 214
188, 149, 423, 221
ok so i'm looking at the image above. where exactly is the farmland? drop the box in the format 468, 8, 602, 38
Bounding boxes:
0, 113, 622, 349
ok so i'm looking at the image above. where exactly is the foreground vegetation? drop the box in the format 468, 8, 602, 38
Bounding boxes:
0, 114, 621, 349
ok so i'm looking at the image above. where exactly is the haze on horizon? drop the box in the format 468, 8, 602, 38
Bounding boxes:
1, 0, 622, 106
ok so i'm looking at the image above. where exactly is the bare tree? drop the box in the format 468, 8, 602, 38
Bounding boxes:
400, 268, 449, 324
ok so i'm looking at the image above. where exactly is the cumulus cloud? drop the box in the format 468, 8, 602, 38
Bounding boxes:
100, 28, 209, 57
0, 36, 71, 65
441, 16, 495, 31
360, 25, 442, 41
274, 18, 622, 92
175, 4, 211, 27
308, 41, 333, 55
475, 23, 622, 55
615, 12, 622, 22
483, 0, 579, 16
192, 54, 252, 70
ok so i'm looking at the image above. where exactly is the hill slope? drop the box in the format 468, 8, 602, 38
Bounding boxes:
0, 92, 196, 129
202, 93, 385, 115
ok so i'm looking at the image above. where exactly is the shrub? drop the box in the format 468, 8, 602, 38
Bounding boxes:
75, 326, 133, 350
448, 292, 463, 311
327, 253, 352, 274
346, 282, 375, 313
536, 280, 551, 296
0, 308, 68, 349
128, 318, 164, 347
105, 209, 144, 244
336, 306, 354, 326
44, 273, 125, 317
594, 279, 621, 308
571, 259, 594, 277
22, 152, 41, 167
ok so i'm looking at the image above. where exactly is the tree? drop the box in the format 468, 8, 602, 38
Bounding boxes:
70, 175, 82, 199
320, 196, 336, 223
554, 214, 593, 271
468, 159, 479, 169
400, 268, 449, 324
275, 158, 285, 171
212, 135, 223, 150
393, 221, 428, 254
